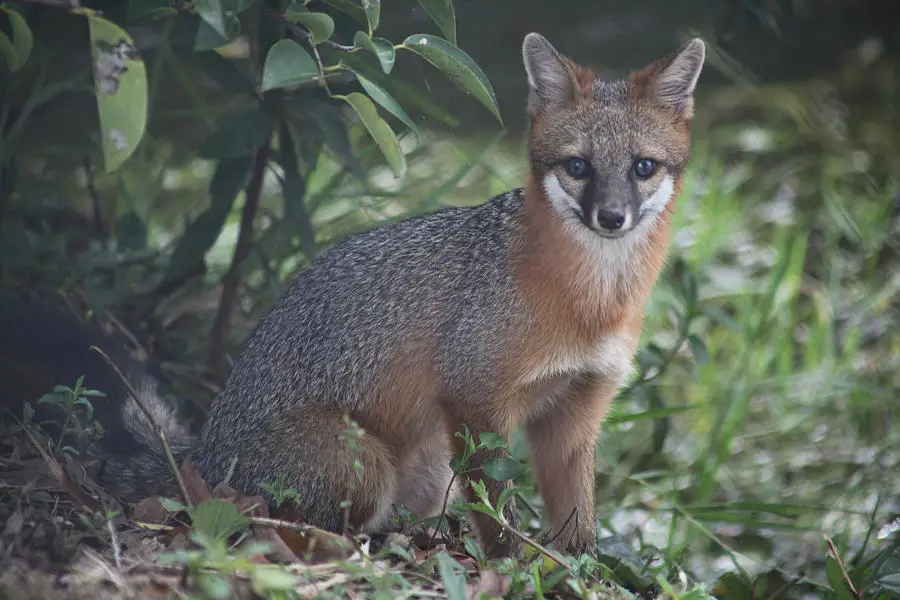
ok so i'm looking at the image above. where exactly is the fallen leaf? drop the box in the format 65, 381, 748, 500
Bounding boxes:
250, 525, 300, 564
213, 482, 269, 519
19, 424, 100, 511
253, 516, 356, 562
133, 496, 171, 525
179, 457, 212, 505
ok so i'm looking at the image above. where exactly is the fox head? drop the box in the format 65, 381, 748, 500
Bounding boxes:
522, 34, 705, 239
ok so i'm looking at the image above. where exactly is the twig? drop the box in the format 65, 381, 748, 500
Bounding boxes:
106, 513, 123, 570
281, 19, 333, 95
101, 308, 149, 360
82, 153, 105, 239
543, 506, 579, 548
208, 138, 271, 377
430, 471, 459, 548
323, 39, 356, 52
266, 8, 355, 93
487, 510, 572, 570
250, 516, 323, 534
90, 345, 193, 508
825, 535, 861, 599
250, 515, 366, 555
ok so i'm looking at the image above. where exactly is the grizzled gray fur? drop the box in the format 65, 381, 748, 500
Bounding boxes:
101, 190, 529, 529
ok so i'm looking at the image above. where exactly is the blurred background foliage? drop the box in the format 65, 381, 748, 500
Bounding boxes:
1, 0, 899, 598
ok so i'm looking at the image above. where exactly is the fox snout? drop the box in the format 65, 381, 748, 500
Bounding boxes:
579, 183, 636, 237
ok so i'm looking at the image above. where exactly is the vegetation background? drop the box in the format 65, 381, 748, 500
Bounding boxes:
0, 0, 898, 599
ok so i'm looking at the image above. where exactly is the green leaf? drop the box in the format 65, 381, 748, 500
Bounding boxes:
482, 457, 525, 481
284, 5, 335, 44
315, 0, 367, 25
687, 333, 708, 364
197, 572, 232, 599
0, 6, 33, 71
192, 0, 242, 52
260, 39, 319, 92
160, 498, 188, 512
681, 271, 698, 309
75, 397, 95, 420
164, 155, 253, 282
826, 554, 856, 600
477, 433, 508, 451
415, 0, 456, 45
353, 31, 395, 74
496, 487, 515, 513
361, 0, 380, 34
288, 96, 365, 179
194, 19, 239, 52
191, 498, 252, 543
278, 121, 317, 258
0, 33, 17, 73
195, 0, 226, 40
876, 572, 900, 595
348, 68, 418, 135
452, 502, 496, 516
872, 544, 900, 595
85, 13, 149, 172
712, 573, 753, 600
341, 92, 405, 177
401, 34, 501, 124
198, 105, 269, 159
126, 0, 176, 22
449, 453, 467, 473
436, 553, 467, 600
469, 478, 490, 506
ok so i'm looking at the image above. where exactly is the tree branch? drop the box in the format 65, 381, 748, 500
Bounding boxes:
208, 138, 271, 378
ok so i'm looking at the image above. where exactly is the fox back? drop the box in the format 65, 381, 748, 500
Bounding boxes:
94, 33, 705, 560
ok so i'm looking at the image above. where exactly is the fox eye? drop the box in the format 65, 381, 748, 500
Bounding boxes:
633, 158, 657, 179
564, 157, 591, 179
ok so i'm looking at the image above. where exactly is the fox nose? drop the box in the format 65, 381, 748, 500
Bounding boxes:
596, 208, 626, 231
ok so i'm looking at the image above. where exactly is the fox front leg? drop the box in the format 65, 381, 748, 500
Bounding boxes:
525, 374, 617, 556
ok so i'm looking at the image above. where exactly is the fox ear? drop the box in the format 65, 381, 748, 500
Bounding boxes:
649, 38, 705, 117
522, 33, 579, 116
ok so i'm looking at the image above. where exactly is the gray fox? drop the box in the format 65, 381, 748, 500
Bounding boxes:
3, 32, 705, 559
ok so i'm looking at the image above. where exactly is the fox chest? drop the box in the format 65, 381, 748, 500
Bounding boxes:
518, 331, 638, 402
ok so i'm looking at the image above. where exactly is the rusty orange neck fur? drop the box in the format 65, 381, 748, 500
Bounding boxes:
513, 172, 680, 342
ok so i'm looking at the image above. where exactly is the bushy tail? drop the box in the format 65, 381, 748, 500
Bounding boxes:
89, 377, 196, 503
0, 295, 195, 503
